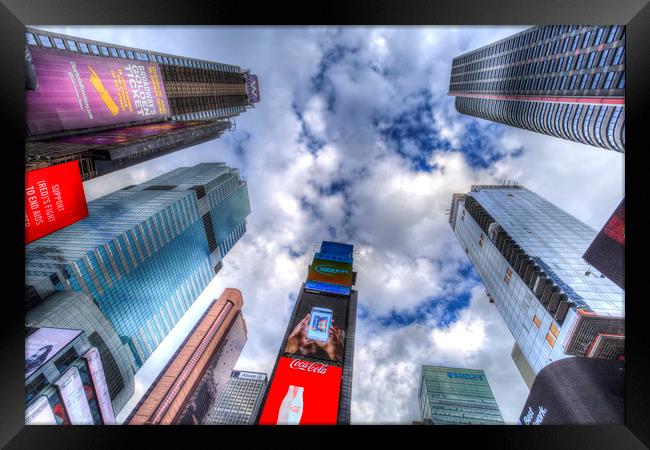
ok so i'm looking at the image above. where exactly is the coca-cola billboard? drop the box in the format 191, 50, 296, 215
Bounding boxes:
258, 356, 342, 425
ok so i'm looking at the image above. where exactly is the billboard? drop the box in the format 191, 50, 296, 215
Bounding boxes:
25, 161, 89, 244
283, 291, 348, 363
83, 347, 116, 425
519, 357, 624, 425
26, 46, 170, 135
583, 199, 624, 289
307, 258, 353, 287
25, 396, 57, 425
25, 327, 83, 379
50, 120, 210, 146
258, 357, 342, 425
245, 74, 260, 103
54, 366, 94, 425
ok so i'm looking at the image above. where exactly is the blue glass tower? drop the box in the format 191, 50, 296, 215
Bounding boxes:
449, 185, 624, 379
25, 163, 251, 367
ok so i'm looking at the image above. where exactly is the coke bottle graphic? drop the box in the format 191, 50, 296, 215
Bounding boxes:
276, 385, 304, 425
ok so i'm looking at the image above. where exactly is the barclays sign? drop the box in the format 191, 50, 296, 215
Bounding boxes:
447, 372, 483, 381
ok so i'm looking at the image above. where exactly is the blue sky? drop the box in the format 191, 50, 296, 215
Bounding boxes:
37, 25, 624, 424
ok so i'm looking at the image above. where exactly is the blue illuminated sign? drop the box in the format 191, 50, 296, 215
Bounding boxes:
305, 280, 351, 296
447, 372, 483, 381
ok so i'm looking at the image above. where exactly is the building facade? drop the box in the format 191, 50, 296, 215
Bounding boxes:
25, 26, 260, 179
418, 365, 504, 425
127, 288, 247, 425
25, 326, 117, 425
449, 185, 624, 379
205, 371, 268, 425
449, 25, 625, 152
511, 342, 536, 389
25, 163, 251, 367
257, 241, 357, 425
25, 290, 136, 416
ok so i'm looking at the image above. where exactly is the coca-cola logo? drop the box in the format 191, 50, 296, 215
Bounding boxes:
289, 359, 329, 375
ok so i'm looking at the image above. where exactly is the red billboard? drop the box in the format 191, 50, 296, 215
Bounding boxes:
258, 357, 342, 425
25, 161, 89, 244
26, 46, 170, 135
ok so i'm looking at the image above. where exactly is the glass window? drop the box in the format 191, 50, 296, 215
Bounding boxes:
560, 75, 568, 90
575, 54, 585, 69
118, 49, 127, 58
617, 73, 625, 89
52, 37, 65, 49
594, 27, 605, 45
126, 50, 134, 59
586, 52, 596, 68
26, 32, 38, 46
100, 46, 109, 56
79, 42, 89, 54
533, 315, 541, 328
545, 332, 556, 347
582, 31, 592, 48
67, 40, 78, 52
90, 44, 100, 55
571, 34, 580, 50
599, 49, 610, 67
612, 46, 624, 65
603, 71, 615, 89
110, 47, 118, 57
38, 35, 53, 47
606, 25, 620, 43
590, 73, 601, 89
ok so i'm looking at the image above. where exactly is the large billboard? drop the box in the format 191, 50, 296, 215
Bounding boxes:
258, 357, 342, 425
25, 396, 58, 425
245, 74, 260, 103
305, 258, 353, 296
54, 366, 94, 425
583, 199, 624, 289
83, 347, 116, 425
50, 120, 210, 146
519, 357, 624, 425
283, 291, 348, 363
25, 161, 89, 244
26, 46, 170, 135
25, 327, 83, 379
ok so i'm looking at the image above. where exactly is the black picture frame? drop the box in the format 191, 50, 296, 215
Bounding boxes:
1, 0, 646, 448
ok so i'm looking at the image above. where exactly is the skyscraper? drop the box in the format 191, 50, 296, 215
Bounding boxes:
449, 25, 625, 152
205, 370, 268, 425
449, 185, 624, 379
24, 26, 260, 179
127, 288, 247, 425
25, 289, 136, 416
25, 163, 251, 367
257, 241, 357, 425
418, 365, 504, 425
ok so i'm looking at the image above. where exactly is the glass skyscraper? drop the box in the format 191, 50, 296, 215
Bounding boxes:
418, 365, 504, 425
449, 185, 624, 379
206, 370, 268, 425
25, 163, 251, 368
449, 25, 625, 152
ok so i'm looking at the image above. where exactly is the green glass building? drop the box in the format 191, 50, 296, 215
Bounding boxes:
418, 365, 504, 425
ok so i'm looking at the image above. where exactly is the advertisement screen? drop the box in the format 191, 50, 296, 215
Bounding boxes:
54, 366, 94, 425
26, 46, 170, 135
307, 258, 353, 287
245, 74, 260, 103
258, 357, 342, 425
283, 291, 348, 363
25, 161, 89, 244
50, 120, 209, 146
83, 348, 116, 424
25, 395, 58, 425
583, 199, 624, 289
25, 327, 83, 379
305, 280, 351, 296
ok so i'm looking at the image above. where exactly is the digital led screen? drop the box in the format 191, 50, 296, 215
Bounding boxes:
83, 347, 116, 424
25, 396, 57, 425
258, 357, 342, 425
54, 366, 94, 425
283, 291, 348, 363
307, 258, 353, 287
25, 161, 89, 244
26, 46, 170, 135
583, 199, 624, 289
245, 74, 260, 103
25, 327, 83, 379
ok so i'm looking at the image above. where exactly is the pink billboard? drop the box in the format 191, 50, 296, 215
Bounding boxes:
26, 46, 171, 135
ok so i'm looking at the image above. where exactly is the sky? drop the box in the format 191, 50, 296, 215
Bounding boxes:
37, 25, 624, 424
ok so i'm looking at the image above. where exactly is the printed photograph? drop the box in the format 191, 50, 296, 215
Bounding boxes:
23, 24, 625, 426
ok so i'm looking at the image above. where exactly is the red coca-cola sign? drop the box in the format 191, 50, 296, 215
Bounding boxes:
288, 359, 328, 375
259, 357, 342, 425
